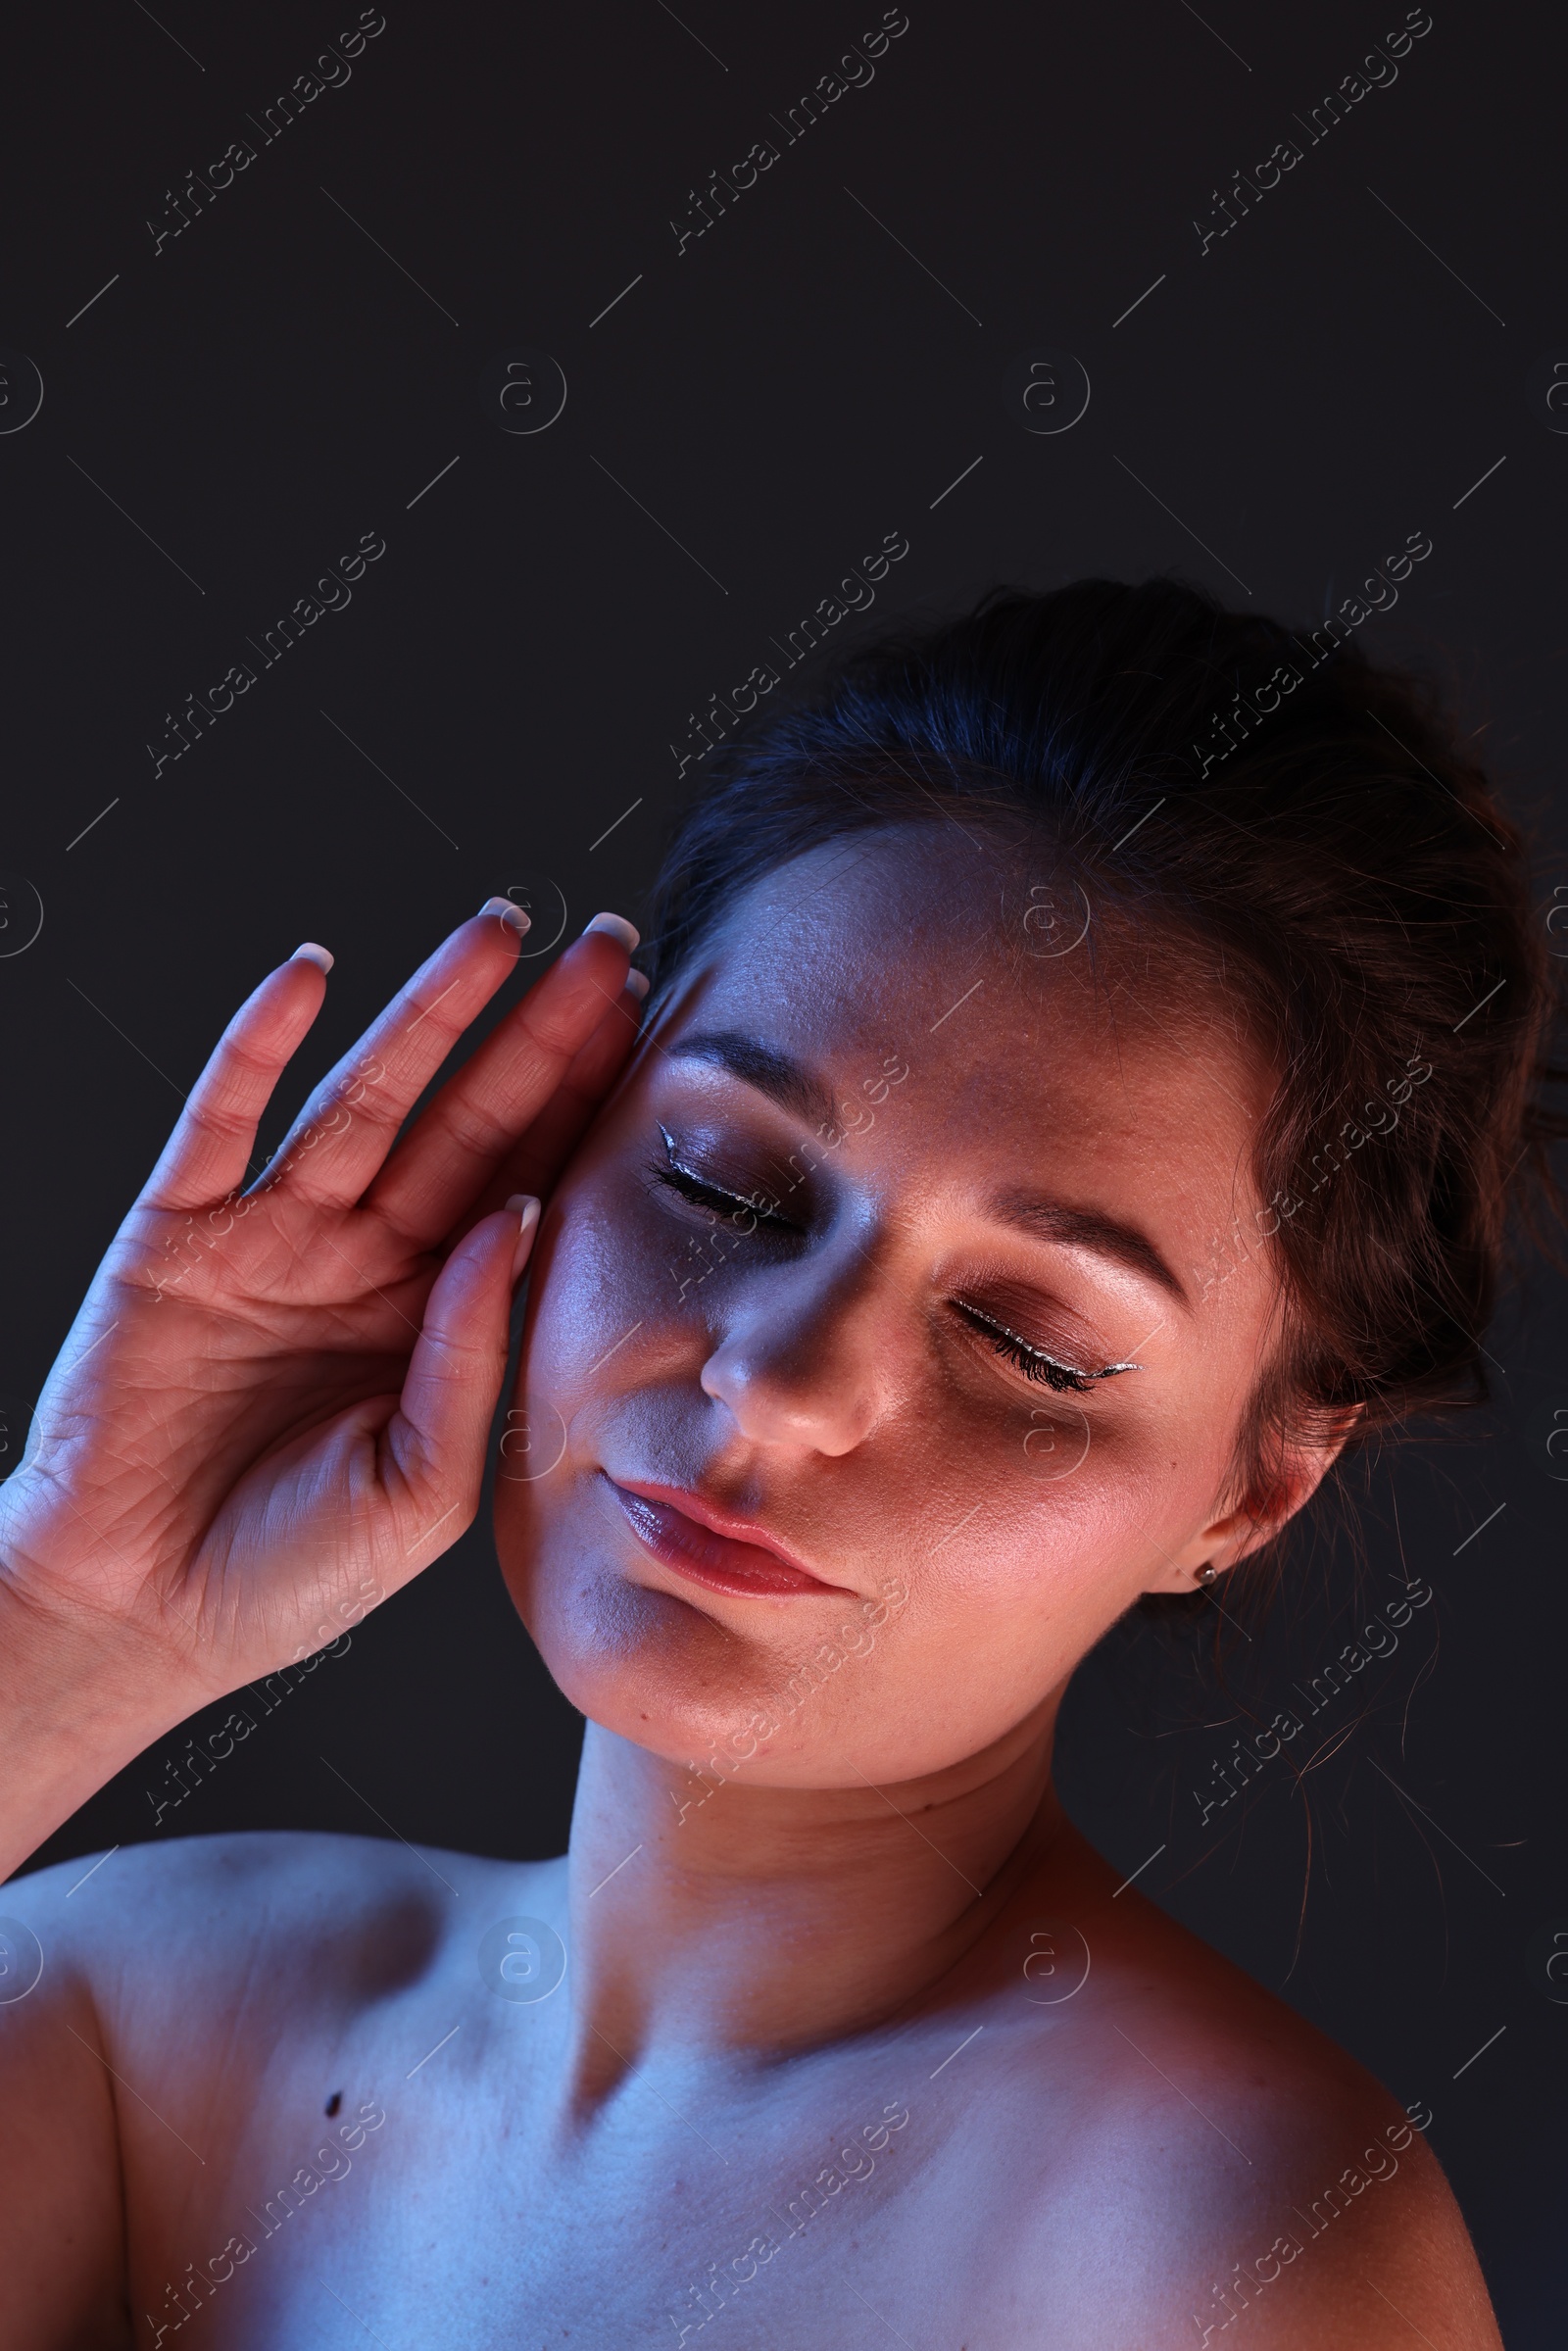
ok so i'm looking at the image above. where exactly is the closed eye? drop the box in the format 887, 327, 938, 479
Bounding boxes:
648, 1126, 798, 1233
953, 1299, 1140, 1395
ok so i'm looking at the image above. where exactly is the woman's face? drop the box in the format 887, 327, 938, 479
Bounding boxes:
495, 828, 1294, 1786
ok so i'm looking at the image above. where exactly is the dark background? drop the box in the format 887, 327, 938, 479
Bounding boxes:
3, 1, 1565, 2337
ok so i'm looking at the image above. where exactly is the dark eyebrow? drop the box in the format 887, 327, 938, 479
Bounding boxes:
667, 1029, 1190, 1305
989, 1189, 1191, 1306
666, 1030, 842, 1135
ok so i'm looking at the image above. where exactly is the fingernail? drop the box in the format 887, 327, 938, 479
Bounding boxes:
506, 1194, 541, 1279
582, 910, 640, 953
478, 895, 531, 934
291, 943, 334, 973
624, 967, 651, 1001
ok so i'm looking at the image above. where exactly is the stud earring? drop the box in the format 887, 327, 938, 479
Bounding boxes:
1196, 1562, 1219, 1588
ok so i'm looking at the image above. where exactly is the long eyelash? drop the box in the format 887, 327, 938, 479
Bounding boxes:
984, 1324, 1094, 1395
956, 1301, 1140, 1395
649, 1128, 794, 1231
649, 1160, 746, 1217
648, 1142, 1137, 1389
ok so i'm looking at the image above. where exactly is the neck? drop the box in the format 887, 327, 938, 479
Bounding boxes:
558, 1691, 1070, 2100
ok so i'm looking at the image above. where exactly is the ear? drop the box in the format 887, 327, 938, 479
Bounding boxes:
1141, 1411, 1361, 1594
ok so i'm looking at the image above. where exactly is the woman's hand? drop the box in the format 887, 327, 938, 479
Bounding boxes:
0, 900, 644, 1739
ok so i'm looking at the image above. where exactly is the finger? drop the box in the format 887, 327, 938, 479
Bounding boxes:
379, 1198, 539, 1567
446, 977, 647, 1246
361, 917, 638, 1248
140, 947, 335, 1214
255, 904, 529, 1210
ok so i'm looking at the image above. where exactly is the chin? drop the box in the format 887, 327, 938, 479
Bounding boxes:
497, 1482, 766, 1760
496, 1522, 824, 1791
493, 1465, 1021, 1789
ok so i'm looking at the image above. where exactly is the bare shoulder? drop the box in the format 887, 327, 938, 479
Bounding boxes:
982, 1872, 1502, 2350
963, 1834, 1504, 2351
0, 1832, 559, 2350
9, 1826, 559, 2027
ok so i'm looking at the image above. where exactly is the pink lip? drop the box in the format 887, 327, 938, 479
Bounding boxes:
604, 1475, 849, 1599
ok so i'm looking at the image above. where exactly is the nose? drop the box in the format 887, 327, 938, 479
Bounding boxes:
698, 1227, 888, 1455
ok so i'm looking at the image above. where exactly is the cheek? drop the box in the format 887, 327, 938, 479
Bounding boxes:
494, 1145, 1245, 1778
926, 1427, 1152, 1624
495, 1161, 743, 1638
519, 1146, 753, 1389
921, 1397, 1231, 1645
522, 1180, 652, 1388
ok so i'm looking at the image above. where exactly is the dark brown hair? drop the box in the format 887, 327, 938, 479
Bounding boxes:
638, 578, 1564, 1563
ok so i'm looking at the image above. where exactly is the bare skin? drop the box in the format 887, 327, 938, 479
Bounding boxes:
0, 843, 1502, 2349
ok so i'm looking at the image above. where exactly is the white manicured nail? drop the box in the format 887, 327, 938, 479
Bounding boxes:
291, 943, 334, 973
478, 896, 531, 933
583, 910, 640, 953
624, 968, 650, 1001
506, 1194, 541, 1280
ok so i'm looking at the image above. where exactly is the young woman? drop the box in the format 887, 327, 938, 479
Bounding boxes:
0, 579, 1544, 2347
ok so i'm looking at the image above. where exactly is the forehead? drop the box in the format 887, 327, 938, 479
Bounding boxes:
667, 830, 1270, 1169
